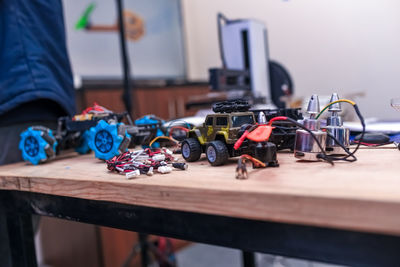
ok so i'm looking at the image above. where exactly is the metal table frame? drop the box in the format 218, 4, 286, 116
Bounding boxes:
1, 190, 400, 267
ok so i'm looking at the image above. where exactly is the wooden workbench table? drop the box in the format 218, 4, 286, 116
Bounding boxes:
1, 147, 400, 266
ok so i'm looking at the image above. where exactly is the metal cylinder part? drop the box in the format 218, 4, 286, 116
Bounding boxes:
294, 94, 327, 161
324, 93, 350, 154
325, 126, 350, 154
294, 127, 327, 161
303, 118, 319, 131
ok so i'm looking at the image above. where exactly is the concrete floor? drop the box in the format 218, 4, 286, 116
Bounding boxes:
175, 244, 344, 267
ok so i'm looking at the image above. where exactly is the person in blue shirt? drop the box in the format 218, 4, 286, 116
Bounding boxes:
0, 1, 75, 265
0, 0, 75, 164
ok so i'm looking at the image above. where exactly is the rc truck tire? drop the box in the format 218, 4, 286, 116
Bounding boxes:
181, 138, 202, 162
206, 140, 229, 166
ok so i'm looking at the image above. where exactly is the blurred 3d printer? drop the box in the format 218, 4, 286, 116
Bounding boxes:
208, 13, 293, 109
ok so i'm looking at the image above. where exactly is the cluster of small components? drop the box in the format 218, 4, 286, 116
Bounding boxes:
106, 148, 188, 179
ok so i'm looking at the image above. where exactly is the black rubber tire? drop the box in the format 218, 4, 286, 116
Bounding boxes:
206, 140, 229, 166
181, 138, 202, 162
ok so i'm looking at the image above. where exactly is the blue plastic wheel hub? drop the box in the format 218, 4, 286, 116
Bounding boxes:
19, 127, 58, 165
75, 130, 91, 154
94, 130, 114, 153
88, 120, 130, 160
24, 136, 39, 157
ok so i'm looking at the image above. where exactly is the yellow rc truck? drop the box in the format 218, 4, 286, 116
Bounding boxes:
181, 110, 257, 166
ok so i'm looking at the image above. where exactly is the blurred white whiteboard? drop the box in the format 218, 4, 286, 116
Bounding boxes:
63, 0, 186, 79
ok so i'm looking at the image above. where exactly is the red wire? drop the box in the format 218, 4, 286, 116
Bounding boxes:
234, 116, 289, 150
268, 116, 288, 126
81, 102, 107, 115
168, 126, 189, 136
353, 141, 389, 147
239, 154, 266, 168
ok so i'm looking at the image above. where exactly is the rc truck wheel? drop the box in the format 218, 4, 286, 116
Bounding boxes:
181, 138, 202, 162
88, 120, 131, 160
19, 126, 58, 165
206, 140, 229, 166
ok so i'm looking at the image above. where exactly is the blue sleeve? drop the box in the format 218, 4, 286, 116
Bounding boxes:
0, 0, 75, 116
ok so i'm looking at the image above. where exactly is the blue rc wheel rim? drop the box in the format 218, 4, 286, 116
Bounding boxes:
88, 120, 128, 160
94, 130, 113, 153
19, 127, 57, 165
24, 136, 39, 157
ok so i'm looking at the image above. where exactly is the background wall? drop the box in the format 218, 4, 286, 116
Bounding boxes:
181, 0, 400, 119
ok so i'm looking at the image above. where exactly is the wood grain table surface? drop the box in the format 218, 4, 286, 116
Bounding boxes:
1, 147, 400, 236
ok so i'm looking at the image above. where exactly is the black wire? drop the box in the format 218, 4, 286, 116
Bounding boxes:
216, 13, 245, 69
338, 104, 365, 160
217, 13, 228, 68
270, 104, 365, 164
273, 124, 297, 130
282, 117, 334, 165
322, 104, 365, 162
325, 132, 357, 162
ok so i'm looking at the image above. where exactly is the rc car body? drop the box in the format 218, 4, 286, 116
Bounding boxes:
181, 100, 279, 167
19, 104, 132, 164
